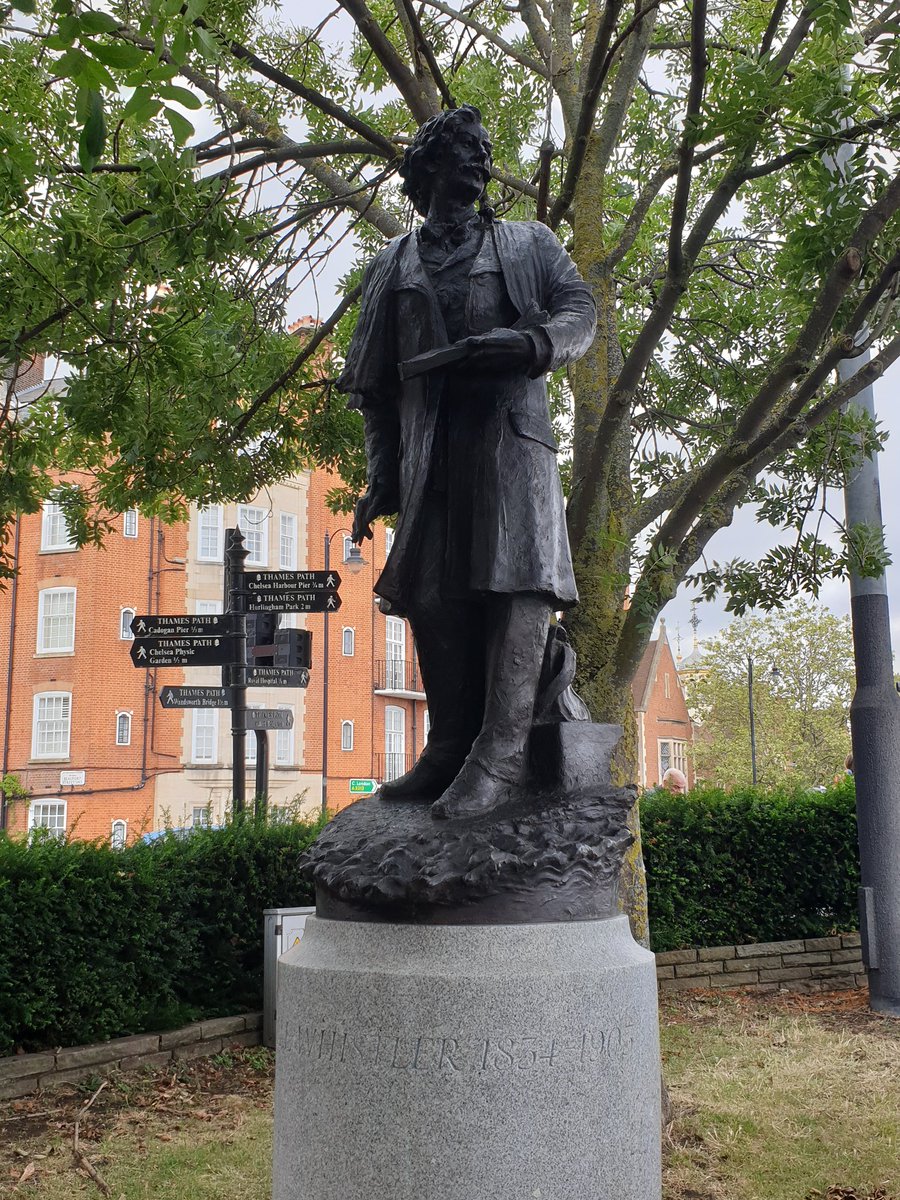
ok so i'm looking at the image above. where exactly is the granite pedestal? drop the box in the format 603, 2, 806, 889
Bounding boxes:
272, 913, 661, 1200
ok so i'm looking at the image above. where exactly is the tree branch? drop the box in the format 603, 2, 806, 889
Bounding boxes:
398, 0, 456, 109
231, 283, 362, 439
199, 24, 400, 158
419, 0, 548, 76
667, 0, 707, 279
338, 0, 439, 123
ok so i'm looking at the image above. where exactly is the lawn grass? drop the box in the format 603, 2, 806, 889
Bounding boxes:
0, 991, 896, 1199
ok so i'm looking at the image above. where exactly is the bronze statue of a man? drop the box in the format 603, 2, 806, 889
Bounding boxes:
338, 105, 596, 819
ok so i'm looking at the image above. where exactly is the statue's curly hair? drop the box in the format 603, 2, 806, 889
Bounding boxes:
399, 105, 494, 219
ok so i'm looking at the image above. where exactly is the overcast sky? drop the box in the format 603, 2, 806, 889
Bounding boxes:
282, 2, 900, 653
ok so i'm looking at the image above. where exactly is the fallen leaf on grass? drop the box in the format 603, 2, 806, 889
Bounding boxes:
16, 1161, 36, 1183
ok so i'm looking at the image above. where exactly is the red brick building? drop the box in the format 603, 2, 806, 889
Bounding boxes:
631, 619, 695, 789
0, 491, 187, 842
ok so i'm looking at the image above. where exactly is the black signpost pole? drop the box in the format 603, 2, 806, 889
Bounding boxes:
226, 528, 249, 816
255, 731, 269, 818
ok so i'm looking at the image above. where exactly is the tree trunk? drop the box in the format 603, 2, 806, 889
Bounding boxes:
567, 146, 650, 946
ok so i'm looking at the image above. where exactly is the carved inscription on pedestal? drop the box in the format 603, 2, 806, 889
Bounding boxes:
287, 1025, 631, 1075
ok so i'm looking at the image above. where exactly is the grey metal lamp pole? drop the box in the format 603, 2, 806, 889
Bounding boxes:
747, 655, 757, 787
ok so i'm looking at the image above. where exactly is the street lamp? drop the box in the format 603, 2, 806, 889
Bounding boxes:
747, 656, 780, 786
321, 531, 366, 814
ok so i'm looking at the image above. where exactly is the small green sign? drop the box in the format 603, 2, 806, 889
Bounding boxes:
349, 779, 377, 795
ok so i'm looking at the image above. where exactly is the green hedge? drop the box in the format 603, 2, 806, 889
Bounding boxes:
641, 778, 859, 953
0, 815, 324, 1054
0, 784, 863, 1052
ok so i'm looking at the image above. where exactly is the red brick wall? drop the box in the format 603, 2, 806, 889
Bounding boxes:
639, 638, 694, 789
0, 487, 188, 843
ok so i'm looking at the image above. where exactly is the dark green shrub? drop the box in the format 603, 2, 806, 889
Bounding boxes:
642, 778, 859, 952
0, 814, 324, 1054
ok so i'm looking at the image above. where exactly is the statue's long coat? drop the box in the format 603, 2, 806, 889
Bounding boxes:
338, 220, 596, 616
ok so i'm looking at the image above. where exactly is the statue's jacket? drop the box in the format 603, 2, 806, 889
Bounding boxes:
338, 220, 597, 616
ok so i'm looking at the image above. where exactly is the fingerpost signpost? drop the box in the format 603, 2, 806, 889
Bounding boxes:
128, 527, 340, 814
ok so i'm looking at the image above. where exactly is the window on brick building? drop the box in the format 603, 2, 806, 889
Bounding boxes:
40, 501, 76, 552
196, 599, 223, 615
32, 693, 71, 759
386, 617, 405, 690
111, 820, 127, 849
123, 509, 139, 538
341, 720, 354, 751
116, 712, 131, 746
423, 709, 430, 745
237, 505, 269, 566
384, 706, 405, 780
279, 512, 298, 569
197, 505, 223, 561
275, 706, 294, 766
29, 800, 67, 838
342, 627, 355, 657
385, 527, 394, 555
191, 710, 217, 763
120, 607, 135, 640
658, 739, 687, 779
37, 587, 76, 653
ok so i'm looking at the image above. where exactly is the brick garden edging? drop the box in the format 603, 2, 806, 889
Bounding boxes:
0, 1013, 262, 1101
656, 932, 864, 993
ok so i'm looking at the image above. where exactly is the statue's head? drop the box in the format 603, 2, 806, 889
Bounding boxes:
399, 105, 493, 216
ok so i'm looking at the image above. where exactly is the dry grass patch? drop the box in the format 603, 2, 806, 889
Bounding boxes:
1, 991, 896, 1199
661, 989, 900, 1200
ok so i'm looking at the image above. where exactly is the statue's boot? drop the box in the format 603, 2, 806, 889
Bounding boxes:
379, 749, 466, 801
432, 595, 550, 820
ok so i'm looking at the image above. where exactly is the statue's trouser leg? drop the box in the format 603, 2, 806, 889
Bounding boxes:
390, 496, 485, 789
465, 593, 551, 784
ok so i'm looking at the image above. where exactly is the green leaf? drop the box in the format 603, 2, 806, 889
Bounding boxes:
122, 86, 161, 123
10, 0, 37, 12
78, 11, 120, 34
87, 41, 149, 71
157, 84, 202, 110
78, 90, 106, 172
54, 47, 115, 89
164, 106, 194, 144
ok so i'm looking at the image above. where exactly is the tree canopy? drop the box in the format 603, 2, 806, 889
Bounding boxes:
2, 0, 899, 717
688, 600, 854, 787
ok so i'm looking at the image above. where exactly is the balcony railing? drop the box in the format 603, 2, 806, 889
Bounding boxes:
374, 658, 424, 695
376, 751, 414, 782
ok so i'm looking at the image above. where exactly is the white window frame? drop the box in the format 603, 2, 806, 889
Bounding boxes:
342, 627, 355, 657
237, 504, 270, 567
36, 587, 76, 654
120, 606, 135, 640
384, 527, 395, 555
341, 720, 354, 751
192, 805, 211, 828
274, 704, 294, 766
40, 500, 76, 552
196, 599, 223, 615
386, 617, 406, 690
123, 509, 139, 539
29, 800, 67, 838
658, 739, 687, 780
31, 692, 72, 760
197, 504, 224, 562
384, 706, 405, 781
279, 512, 298, 569
115, 712, 132, 746
423, 709, 430, 745
246, 708, 261, 764
191, 709, 218, 764
110, 819, 127, 849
